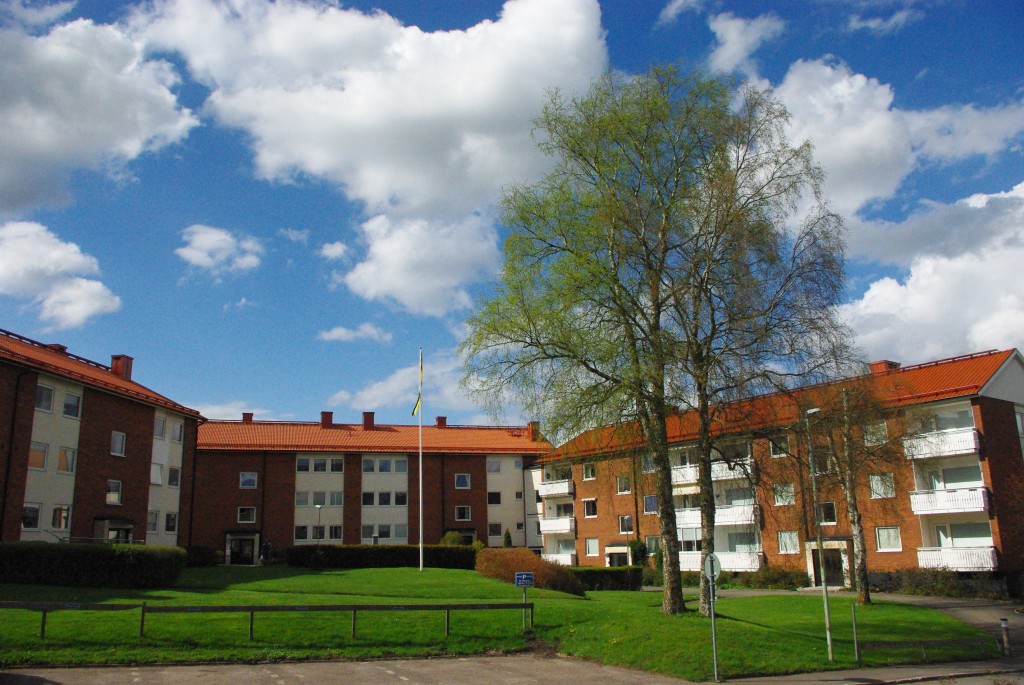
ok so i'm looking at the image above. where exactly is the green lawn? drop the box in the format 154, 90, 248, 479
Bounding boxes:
0, 566, 1001, 680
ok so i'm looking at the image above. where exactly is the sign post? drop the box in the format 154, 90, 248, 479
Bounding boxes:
515, 571, 535, 631
704, 553, 722, 682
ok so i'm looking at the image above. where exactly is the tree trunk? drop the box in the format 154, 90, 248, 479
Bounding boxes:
650, 411, 686, 613
697, 393, 715, 617
846, 486, 871, 604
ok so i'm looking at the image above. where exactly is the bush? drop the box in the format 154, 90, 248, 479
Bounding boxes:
868, 569, 1008, 599
476, 548, 585, 596
724, 567, 809, 590
0, 542, 185, 588
642, 564, 662, 586
439, 531, 467, 546
628, 539, 648, 565
285, 544, 476, 570
570, 566, 643, 591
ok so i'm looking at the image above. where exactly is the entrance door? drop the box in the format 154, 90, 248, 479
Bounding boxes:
812, 549, 845, 586
230, 537, 255, 565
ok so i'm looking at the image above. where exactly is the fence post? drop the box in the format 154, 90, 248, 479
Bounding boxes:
1001, 618, 1011, 656
140, 602, 147, 638
40, 608, 47, 639
445, 609, 450, 637
852, 603, 860, 666
351, 609, 357, 639
250, 610, 255, 641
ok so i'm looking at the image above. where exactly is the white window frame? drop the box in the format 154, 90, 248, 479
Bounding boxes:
770, 435, 790, 458
154, 416, 166, 439
816, 501, 838, 526
864, 421, 888, 446
313, 458, 327, 472
618, 514, 633, 534
111, 431, 126, 457
165, 512, 178, 533
773, 482, 795, 506
778, 530, 799, 554
28, 442, 47, 470
616, 474, 631, 494
395, 491, 408, 506
330, 458, 344, 472
62, 392, 81, 419
643, 494, 658, 515
455, 473, 471, 489
455, 505, 471, 521
171, 422, 184, 443
583, 498, 598, 518
330, 491, 344, 506
487, 491, 501, 505
487, 459, 501, 473
582, 462, 596, 480
296, 491, 309, 507
294, 525, 308, 541
585, 537, 599, 556
376, 459, 390, 473
51, 504, 71, 531
147, 510, 159, 533
296, 458, 310, 472
239, 471, 258, 489
237, 506, 256, 523
57, 447, 76, 474
35, 385, 53, 412
106, 480, 122, 505
168, 466, 181, 488
869, 473, 896, 499
395, 458, 408, 473
875, 526, 902, 552
22, 503, 40, 530
488, 523, 503, 537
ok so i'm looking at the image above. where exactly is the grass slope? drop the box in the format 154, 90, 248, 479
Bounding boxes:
0, 566, 1000, 680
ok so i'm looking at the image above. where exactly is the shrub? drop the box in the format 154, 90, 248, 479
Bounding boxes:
570, 566, 643, 591
285, 544, 476, 570
627, 539, 648, 565
868, 569, 1008, 599
439, 531, 467, 546
642, 564, 662, 586
503, 530, 513, 548
0, 542, 185, 588
476, 548, 584, 596
725, 567, 809, 590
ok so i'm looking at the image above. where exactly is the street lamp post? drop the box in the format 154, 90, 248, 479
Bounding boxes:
315, 504, 323, 546
805, 407, 834, 662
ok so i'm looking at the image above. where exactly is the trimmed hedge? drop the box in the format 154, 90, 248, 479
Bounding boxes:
286, 544, 476, 570
647, 567, 809, 591
570, 566, 643, 591
0, 542, 186, 588
476, 548, 585, 596
868, 569, 1008, 599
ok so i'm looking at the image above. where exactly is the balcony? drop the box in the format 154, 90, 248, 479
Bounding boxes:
671, 460, 751, 486
910, 487, 988, 515
539, 517, 575, 535
538, 479, 574, 498
542, 552, 577, 566
904, 428, 978, 460
917, 546, 997, 572
675, 504, 757, 528
679, 550, 762, 572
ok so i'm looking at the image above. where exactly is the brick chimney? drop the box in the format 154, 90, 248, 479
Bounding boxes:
869, 360, 901, 375
321, 411, 333, 428
242, 412, 254, 424
435, 416, 447, 428
362, 411, 375, 430
46, 344, 68, 354
110, 354, 133, 380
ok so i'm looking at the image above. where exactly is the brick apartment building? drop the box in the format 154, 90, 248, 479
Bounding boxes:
0, 329, 202, 545
186, 411, 551, 564
532, 349, 1024, 585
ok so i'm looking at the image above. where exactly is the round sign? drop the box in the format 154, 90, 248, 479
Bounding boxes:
703, 552, 721, 581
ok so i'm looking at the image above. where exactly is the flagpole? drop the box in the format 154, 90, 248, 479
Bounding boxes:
417, 348, 424, 572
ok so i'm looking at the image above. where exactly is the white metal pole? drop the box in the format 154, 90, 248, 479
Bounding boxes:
418, 347, 424, 572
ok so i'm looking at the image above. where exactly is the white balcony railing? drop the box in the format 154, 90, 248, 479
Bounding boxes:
679, 550, 762, 572
917, 546, 997, 571
671, 460, 751, 485
909, 487, 988, 515
538, 479, 574, 498
542, 552, 577, 566
675, 504, 757, 527
539, 517, 575, 535
904, 428, 979, 460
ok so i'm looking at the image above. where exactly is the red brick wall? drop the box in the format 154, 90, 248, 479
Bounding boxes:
442, 454, 488, 541
976, 397, 1024, 572
74, 388, 155, 541
343, 452, 362, 543
0, 363, 36, 541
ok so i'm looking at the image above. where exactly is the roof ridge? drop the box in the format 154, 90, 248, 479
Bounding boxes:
0, 327, 111, 371
898, 349, 1005, 373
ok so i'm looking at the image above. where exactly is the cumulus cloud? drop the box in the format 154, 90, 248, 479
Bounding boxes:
319, 241, 347, 261
317, 323, 392, 344
841, 183, 1024, 361
277, 227, 308, 243
328, 351, 476, 416
657, 0, 702, 26
847, 10, 922, 35
175, 224, 264, 277
190, 400, 274, 421
0, 221, 121, 328
343, 214, 500, 316
0, 18, 196, 212
707, 12, 784, 77
1, 0, 75, 27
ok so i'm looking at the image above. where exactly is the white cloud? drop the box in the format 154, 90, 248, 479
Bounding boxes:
319, 241, 347, 261
278, 227, 308, 243
328, 351, 476, 416
342, 214, 500, 316
190, 400, 273, 420
657, 0, 702, 26
0, 221, 121, 328
707, 12, 784, 77
847, 10, 922, 35
0, 18, 196, 212
905, 101, 1024, 162
841, 183, 1024, 361
1, 0, 75, 27
175, 224, 264, 277
317, 323, 392, 344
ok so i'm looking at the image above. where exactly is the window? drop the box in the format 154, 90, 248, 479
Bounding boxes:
516, 522, 525, 531
154, 416, 166, 439
311, 526, 325, 541
237, 506, 256, 523
681, 527, 701, 552
770, 435, 790, 457
377, 459, 391, 473
377, 525, 391, 540
728, 532, 757, 552
22, 504, 40, 529
876, 526, 902, 551
330, 491, 344, 506
488, 491, 501, 505
329, 525, 343, 540
725, 487, 755, 505
773, 482, 795, 506
313, 458, 327, 472
165, 512, 178, 533
395, 491, 408, 506
585, 538, 599, 556
378, 492, 391, 506
150, 464, 163, 485
395, 459, 408, 473
330, 458, 344, 472
168, 466, 180, 487
869, 473, 895, 499
53, 447, 76, 474
616, 474, 631, 494
514, 458, 522, 469
297, 458, 310, 472
618, 514, 633, 534
111, 431, 126, 456
641, 455, 656, 473
312, 491, 326, 506
294, 526, 308, 540
362, 459, 375, 473
51, 505, 71, 530
62, 392, 81, 419
455, 473, 470, 489
239, 471, 258, 489
864, 421, 888, 446
362, 492, 374, 506
395, 524, 408, 539
515, 491, 523, 500
555, 502, 574, 518
147, 511, 159, 533
643, 494, 658, 515
487, 459, 500, 473
583, 498, 598, 518
296, 491, 310, 507
1017, 411, 1024, 437
36, 385, 55, 411
455, 505, 471, 521
361, 525, 375, 540
816, 502, 837, 526
778, 530, 799, 554
488, 523, 502, 537
646, 535, 660, 554
171, 422, 184, 442
106, 480, 122, 505
582, 462, 596, 480
28, 442, 47, 470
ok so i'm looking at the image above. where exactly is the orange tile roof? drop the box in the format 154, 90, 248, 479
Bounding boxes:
199, 420, 552, 454
542, 348, 1019, 462
0, 328, 202, 419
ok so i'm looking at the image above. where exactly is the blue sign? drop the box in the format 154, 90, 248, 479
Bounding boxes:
514, 571, 535, 588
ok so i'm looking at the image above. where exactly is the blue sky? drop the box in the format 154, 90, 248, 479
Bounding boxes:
1, 0, 1022, 428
